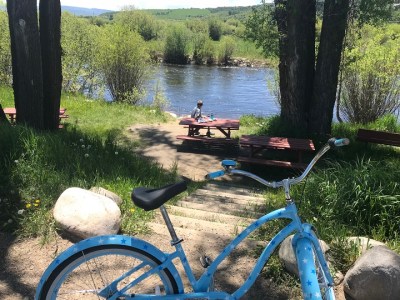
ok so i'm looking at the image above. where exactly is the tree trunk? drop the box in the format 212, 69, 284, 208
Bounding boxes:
39, 0, 62, 130
309, 0, 349, 136
275, 0, 316, 131
7, 0, 44, 129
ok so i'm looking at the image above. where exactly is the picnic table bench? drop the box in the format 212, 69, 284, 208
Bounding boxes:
356, 128, 400, 147
238, 135, 315, 169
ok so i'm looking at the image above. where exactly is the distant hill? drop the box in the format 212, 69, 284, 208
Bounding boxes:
0, 4, 113, 16
62, 6, 114, 16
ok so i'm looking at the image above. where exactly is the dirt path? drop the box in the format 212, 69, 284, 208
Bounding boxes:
126, 119, 240, 181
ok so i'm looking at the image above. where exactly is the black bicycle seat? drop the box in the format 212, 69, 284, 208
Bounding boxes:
131, 181, 187, 211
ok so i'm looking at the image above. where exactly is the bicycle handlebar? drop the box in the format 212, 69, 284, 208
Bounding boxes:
206, 138, 349, 193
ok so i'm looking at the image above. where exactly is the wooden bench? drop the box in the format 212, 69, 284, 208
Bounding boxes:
238, 135, 315, 169
356, 129, 400, 147
176, 135, 238, 144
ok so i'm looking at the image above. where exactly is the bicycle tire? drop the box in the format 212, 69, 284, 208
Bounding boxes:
295, 238, 335, 300
36, 238, 181, 300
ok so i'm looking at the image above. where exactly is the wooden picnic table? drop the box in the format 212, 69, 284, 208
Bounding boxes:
178, 118, 240, 141
3, 107, 68, 125
238, 135, 315, 169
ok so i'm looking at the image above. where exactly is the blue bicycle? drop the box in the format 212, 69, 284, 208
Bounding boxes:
35, 138, 349, 300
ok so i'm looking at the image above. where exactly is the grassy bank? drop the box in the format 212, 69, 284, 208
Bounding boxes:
0, 87, 181, 240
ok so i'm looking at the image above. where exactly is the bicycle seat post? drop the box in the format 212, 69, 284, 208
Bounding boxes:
159, 205, 183, 245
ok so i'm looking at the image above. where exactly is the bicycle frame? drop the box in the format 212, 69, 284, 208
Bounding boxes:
108, 200, 333, 300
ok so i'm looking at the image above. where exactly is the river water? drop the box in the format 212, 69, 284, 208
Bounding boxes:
142, 64, 279, 119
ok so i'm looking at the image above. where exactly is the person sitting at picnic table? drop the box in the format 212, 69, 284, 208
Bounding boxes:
191, 100, 203, 135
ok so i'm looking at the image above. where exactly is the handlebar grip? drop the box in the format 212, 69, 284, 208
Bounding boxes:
328, 138, 350, 147
205, 170, 225, 180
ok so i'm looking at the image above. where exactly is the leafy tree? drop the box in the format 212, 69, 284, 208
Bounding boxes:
244, 1, 279, 57
61, 13, 101, 96
164, 24, 191, 64
97, 24, 149, 104
246, 0, 394, 136
116, 8, 160, 41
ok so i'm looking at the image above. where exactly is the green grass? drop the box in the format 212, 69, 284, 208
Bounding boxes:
0, 86, 178, 239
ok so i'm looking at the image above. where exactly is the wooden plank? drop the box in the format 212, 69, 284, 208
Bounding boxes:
357, 129, 400, 147
176, 135, 238, 144
240, 135, 315, 151
237, 156, 308, 169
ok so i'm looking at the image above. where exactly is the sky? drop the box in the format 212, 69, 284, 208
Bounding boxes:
59, 0, 263, 11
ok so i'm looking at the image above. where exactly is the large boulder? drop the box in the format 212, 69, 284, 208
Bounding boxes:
343, 245, 400, 300
54, 187, 121, 240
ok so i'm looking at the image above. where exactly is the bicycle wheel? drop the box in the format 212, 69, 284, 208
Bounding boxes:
295, 238, 335, 300
37, 244, 180, 300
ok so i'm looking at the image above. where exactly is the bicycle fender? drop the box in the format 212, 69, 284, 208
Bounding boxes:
35, 235, 184, 299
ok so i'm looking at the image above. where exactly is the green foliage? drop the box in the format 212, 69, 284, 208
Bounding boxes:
97, 24, 150, 103
0, 11, 11, 85
192, 33, 215, 65
0, 86, 176, 237
208, 18, 223, 41
151, 81, 170, 113
296, 157, 400, 242
341, 24, 400, 123
163, 24, 192, 64
61, 12, 102, 96
218, 36, 236, 65
185, 19, 209, 34
244, 1, 279, 58
116, 8, 160, 41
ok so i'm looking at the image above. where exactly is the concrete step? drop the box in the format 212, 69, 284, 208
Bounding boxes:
153, 213, 246, 237
204, 181, 265, 197
165, 205, 257, 226
175, 200, 264, 219
193, 188, 266, 206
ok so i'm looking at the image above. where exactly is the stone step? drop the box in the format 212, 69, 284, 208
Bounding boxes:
175, 200, 264, 219
204, 181, 265, 197
165, 205, 257, 226
153, 213, 247, 237
193, 188, 266, 206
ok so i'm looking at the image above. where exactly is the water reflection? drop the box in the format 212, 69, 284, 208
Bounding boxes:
144, 64, 279, 119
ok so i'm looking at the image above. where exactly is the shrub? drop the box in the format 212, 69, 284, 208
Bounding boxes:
163, 24, 191, 64
97, 24, 149, 103
61, 13, 102, 96
116, 8, 160, 41
218, 36, 235, 65
208, 18, 223, 41
340, 24, 400, 123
